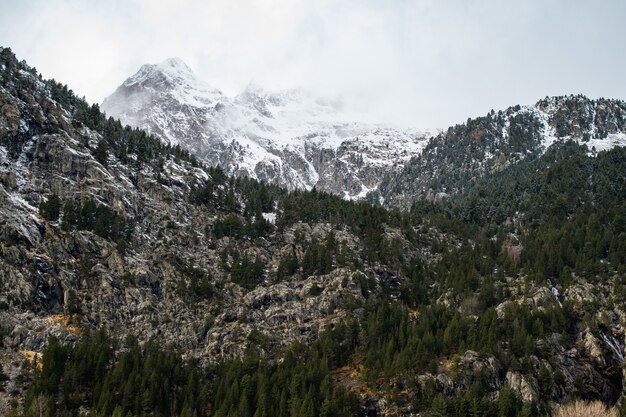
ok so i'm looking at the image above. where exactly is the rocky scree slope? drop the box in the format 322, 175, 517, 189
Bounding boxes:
371, 95, 626, 209
101, 58, 437, 199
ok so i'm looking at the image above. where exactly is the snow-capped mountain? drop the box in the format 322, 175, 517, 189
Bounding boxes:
101, 58, 437, 198
372, 95, 626, 208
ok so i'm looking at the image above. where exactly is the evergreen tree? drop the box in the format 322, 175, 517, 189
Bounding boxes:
39, 193, 61, 221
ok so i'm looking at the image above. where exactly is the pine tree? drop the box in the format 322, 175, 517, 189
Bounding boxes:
39, 193, 61, 221
94, 138, 108, 166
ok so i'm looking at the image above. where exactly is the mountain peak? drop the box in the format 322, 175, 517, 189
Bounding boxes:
101, 57, 222, 137
123, 57, 218, 92
155, 57, 194, 76
100, 58, 441, 197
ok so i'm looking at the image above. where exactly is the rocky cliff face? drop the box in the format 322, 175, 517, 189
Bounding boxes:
2, 48, 626, 416
0, 49, 402, 405
101, 58, 437, 199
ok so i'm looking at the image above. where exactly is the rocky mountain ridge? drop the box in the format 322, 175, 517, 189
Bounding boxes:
101, 58, 437, 199
0, 47, 446, 415
2, 47, 626, 416
0, 48, 383, 363
372, 95, 626, 208
102, 58, 626, 208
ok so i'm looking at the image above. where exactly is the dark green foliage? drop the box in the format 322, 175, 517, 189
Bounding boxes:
25, 326, 360, 417
301, 238, 334, 276
189, 274, 214, 300
242, 180, 274, 217
64, 289, 80, 314
62, 199, 130, 245
246, 214, 274, 239
214, 214, 245, 238
444, 143, 626, 283
191, 175, 280, 215
213, 213, 273, 240
26, 330, 209, 417
308, 283, 323, 296
278, 188, 389, 231
399, 259, 430, 306
427, 386, 532, 417
192, 176, 278, 240
358, 300, 570, 383
170, 255, 215, 302
39, 193, 61, 221
211, 322, 360, 417
276, 246, 299, 280
94, 138, 108, 166
230, 251, 265, 289
189, 181, 216, 206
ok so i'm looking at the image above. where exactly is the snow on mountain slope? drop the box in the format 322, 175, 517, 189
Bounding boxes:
372, 94, 626, 208
101, 58, 437, 198
531, 96, 626, 154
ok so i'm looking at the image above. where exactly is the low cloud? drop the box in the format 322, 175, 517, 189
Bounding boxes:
1, 0, 625, 127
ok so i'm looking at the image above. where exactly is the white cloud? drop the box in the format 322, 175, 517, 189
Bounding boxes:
1, 0, 625, 127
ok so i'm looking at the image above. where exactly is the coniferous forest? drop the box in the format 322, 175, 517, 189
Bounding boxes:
1, 42, 626, 417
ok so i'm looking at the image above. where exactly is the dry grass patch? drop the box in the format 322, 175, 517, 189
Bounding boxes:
20, 350, 42, 370
553, 400, 617, 417
46, 313, 80, 334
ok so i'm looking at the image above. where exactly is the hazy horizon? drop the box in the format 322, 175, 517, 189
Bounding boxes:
1, 0, 625, 128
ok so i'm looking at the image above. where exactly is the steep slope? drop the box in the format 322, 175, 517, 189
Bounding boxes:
3, 48, 626, 416
372, 95, 626, 208
0, 48, 447, 414
1, 48, 406, 362
101, 58, 436, 198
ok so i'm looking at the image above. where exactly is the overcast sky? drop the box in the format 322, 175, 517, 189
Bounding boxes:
1, 0, 625, 127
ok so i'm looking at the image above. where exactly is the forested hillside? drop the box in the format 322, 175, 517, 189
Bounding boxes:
1, 47, 626, 417
372, 96, 626, 208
